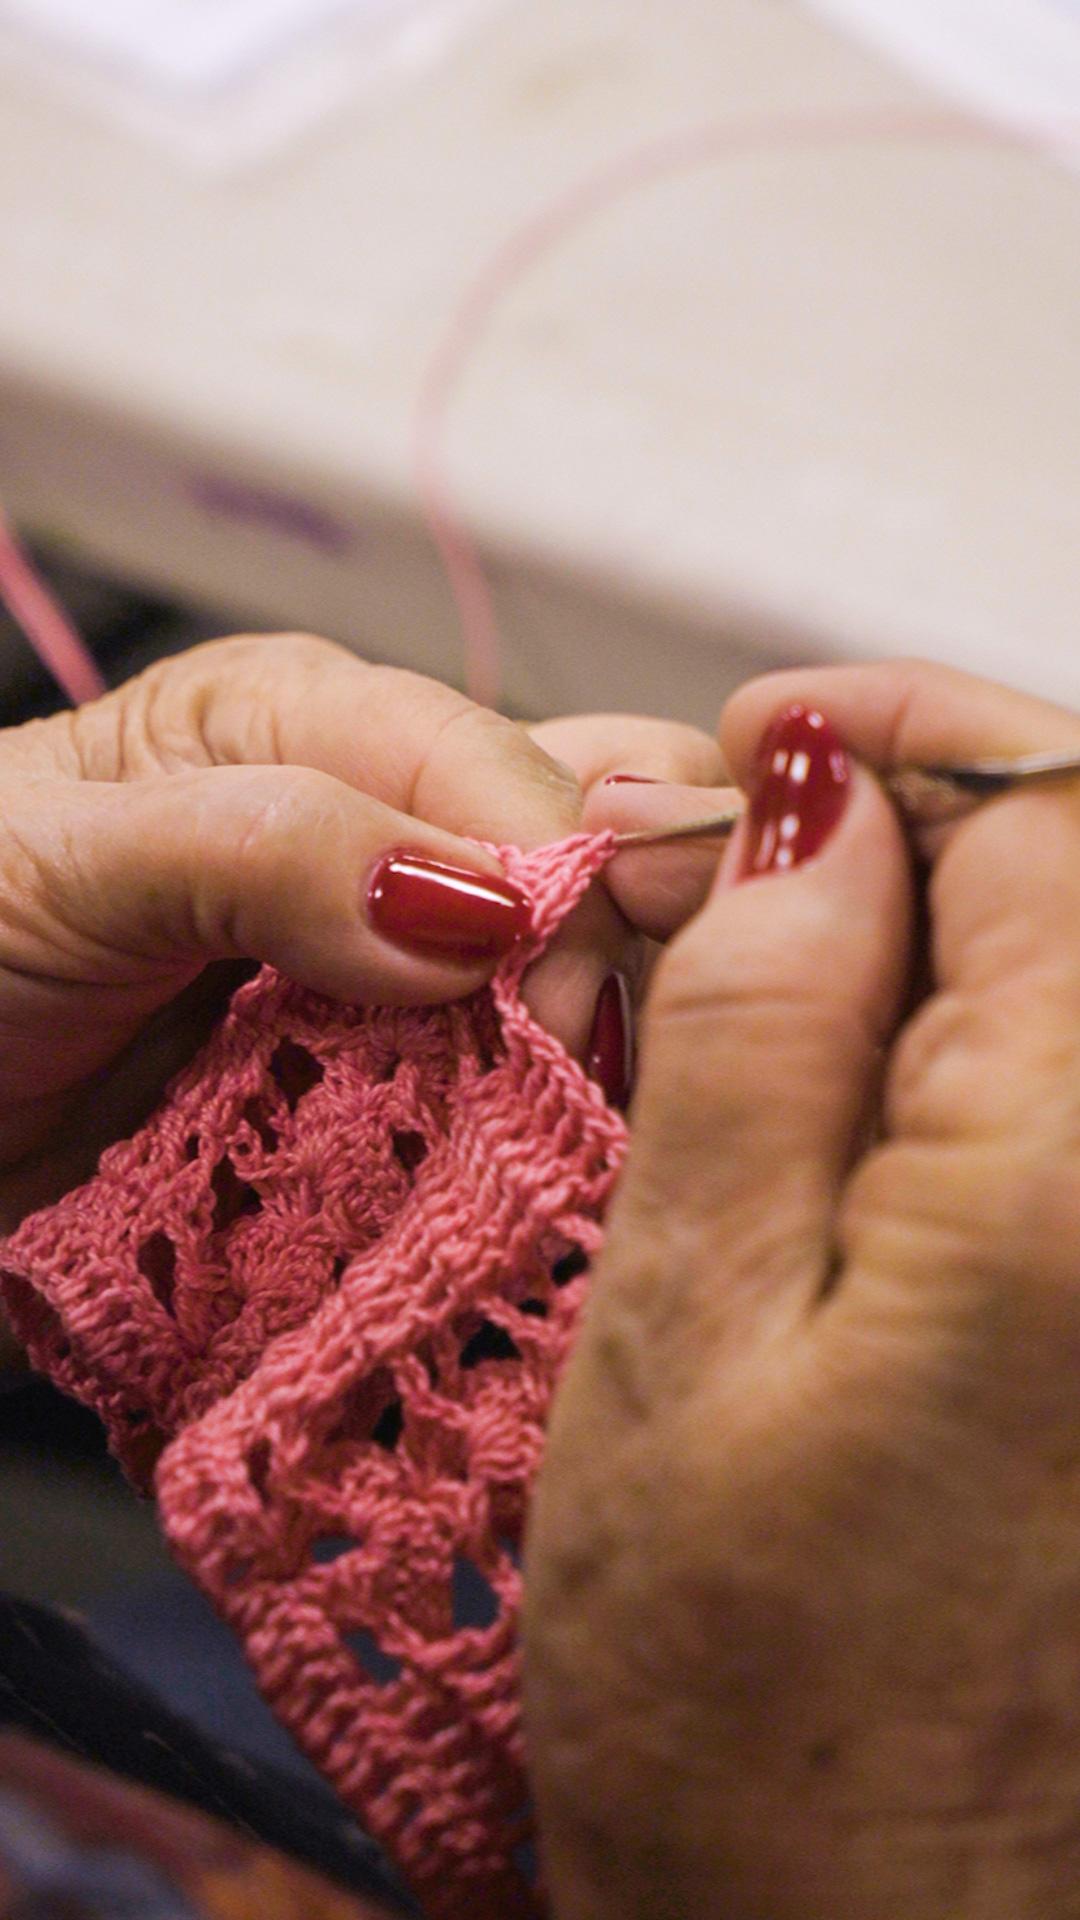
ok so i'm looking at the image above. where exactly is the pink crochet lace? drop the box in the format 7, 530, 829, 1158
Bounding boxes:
0, 833, 626, 1920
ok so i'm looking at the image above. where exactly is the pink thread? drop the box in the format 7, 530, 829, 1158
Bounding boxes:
0, 511, 105, 705
4, 109, 1076, 713
414, 104, 1077, 710
0, 832, 622, 1919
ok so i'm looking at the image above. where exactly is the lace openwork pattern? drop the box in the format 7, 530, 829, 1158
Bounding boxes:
0, 833, 626, 1919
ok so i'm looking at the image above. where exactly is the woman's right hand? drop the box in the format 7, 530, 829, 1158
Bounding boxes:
527, 660, 1080, 1920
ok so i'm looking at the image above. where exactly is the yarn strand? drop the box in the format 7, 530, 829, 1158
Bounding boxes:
0, 833, 621, 1919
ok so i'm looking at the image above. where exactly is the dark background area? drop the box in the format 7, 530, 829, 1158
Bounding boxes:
0, 541, 222, 729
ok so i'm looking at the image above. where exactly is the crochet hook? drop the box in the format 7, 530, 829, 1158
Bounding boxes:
612, 808, 742, 849
610, 748, 1080, 849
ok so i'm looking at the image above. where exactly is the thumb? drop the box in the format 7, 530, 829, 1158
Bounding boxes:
608, 706, 913, 1379
0, 764, 531, 1005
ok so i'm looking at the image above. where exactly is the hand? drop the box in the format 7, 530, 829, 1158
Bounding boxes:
0, 633, 723, 1233
526, 661, 1080, 1920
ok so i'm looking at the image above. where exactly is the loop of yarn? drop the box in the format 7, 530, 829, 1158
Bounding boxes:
0, 832, 624, 1919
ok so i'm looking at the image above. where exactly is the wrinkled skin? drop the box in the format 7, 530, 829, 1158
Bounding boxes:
528, 661, 1080, 1920
0, 626, 723, 1237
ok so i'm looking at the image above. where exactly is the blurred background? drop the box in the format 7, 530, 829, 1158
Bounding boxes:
1, 0, 1079, 726
0, 0, 1077, 1899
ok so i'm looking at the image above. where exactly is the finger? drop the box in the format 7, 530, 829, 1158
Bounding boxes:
66, 635, 630, 1060
721, 658, 1080, 787
529, 712, 725, 790
838, 781, 1080, 1322
719, 662, 1080, 1292
721, 658, 1080, 1095
532, 714, 731, 942
592, 706, 912, 1391
582, 779, 743, 940
0, 766, 532, 1017
526, 715, 726, 1064
527, 717, 912, 1890
71, 633, 583, 846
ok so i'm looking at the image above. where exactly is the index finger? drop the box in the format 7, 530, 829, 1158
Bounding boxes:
722, 662, 1080, 1168
95, 632, 586, 849
74, 632, 631, 1059
719, 659, 1080, 786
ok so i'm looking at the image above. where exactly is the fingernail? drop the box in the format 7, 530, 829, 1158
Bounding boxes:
603, 773, 663, 786
740, 705, 850, 878
586, 971, 634, 1109
367, 852, 532, 959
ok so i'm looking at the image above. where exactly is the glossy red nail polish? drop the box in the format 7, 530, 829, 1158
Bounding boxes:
367, 852, 532, 958
586, 971, 634, 1109
602, 773, 662, 787
740, 706, 850, 878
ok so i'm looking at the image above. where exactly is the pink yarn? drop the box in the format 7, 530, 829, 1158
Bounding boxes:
0, 510, 105, 705
0, 832, 624, 1918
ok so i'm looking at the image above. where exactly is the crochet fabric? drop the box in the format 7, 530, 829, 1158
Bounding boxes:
0, 833, 627, 1920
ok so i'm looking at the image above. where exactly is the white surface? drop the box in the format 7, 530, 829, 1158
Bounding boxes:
1, 0, 436, 88
0, 0, 1077, 721
0, 0, 490, 165
808, 0, 1080, 149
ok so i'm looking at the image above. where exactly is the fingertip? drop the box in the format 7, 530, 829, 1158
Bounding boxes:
415, 702, 584, 850
365, 850, 532, 961
718, 673, 844, 788
671, 755, 914, 1051
720, 659, 1080, 792
583, 780, 744, 940
116, 763, 523, 1008
530, 713, 726, 794
724, 705, 852, 885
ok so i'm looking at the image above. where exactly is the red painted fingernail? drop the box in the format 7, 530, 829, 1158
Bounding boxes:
603, 773, 663, 786
367, 852, 531, 959
586, 971, 634, 1109
740, 706, 850, 879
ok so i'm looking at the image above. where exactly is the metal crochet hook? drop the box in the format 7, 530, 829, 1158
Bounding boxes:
611, 747, 1080, 850
613, 807, 744, 849
883, 748, 1080, 825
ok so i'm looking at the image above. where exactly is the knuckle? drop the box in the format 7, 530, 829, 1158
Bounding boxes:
0, 709, 84, 778
846, 1133, 1080, 1332
229, 765, 338, 864
193, 765, 340, 954
366, 662, 464, 709
214, 630, 342, 667
885, 990, 978, 1137
887, 975, 1080, 1147
875, 657, 937, 767
250, 630, 350, 672
418, 699, 582, 830
176, 632, 349, 706
180, 633, 355, 767
636, 717, 724, 784
154, 633, 269, 681
220, 764, 334, 879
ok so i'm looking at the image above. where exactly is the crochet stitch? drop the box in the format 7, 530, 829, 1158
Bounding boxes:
0, 832, 626, 1920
